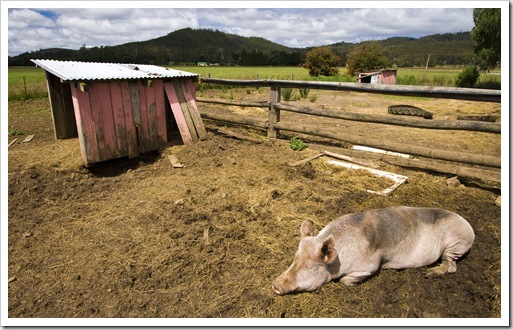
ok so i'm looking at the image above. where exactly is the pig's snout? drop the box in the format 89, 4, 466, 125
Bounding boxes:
271, 283, 282, 296
272, 274, 291, 295
272, 275, 295, 296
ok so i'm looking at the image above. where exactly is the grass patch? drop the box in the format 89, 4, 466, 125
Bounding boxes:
380, 94, 430, 102
476, 75, 501, 90
9, 129, 25, 136
289, 137, 308, 151
281, 88, 295, 101
8, 67, 48, 100
8, 66, 501, 101
309, 93, 319, 102
173, 66, 313, 81
298, 88, 310, 98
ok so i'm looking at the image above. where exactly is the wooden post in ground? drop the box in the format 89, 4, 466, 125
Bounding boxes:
268, 84, 281, 138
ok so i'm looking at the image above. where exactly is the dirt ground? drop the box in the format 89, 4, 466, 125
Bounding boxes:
7, 87, 502, 321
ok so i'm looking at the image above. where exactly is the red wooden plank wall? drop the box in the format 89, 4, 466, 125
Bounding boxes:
154, 80, 167, 146
69, 79, 171, 165
120, 81, 139, 159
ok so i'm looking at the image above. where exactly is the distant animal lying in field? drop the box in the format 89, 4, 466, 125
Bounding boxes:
388, 105, 434, 119
272, 206, 474, 295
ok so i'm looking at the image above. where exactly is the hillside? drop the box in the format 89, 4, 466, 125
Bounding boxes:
330, 32, 473, 67
8, 28, 473, 67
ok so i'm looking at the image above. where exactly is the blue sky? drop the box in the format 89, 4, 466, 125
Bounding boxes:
5, 2, 480, 57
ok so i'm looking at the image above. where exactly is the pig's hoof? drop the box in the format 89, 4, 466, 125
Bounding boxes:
425, 259, 457, 278
425, 267, 446, 278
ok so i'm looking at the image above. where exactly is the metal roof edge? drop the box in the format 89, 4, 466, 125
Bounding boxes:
30, 59, 200, 81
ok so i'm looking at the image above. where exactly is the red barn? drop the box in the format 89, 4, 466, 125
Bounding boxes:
31, 59, 205, 166
355, 69, 397, 84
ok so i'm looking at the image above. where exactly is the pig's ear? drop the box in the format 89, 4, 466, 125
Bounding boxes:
321, 235, 337, 264
300, 218, 318, 237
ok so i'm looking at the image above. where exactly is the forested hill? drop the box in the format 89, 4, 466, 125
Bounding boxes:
8, 28, 473, 67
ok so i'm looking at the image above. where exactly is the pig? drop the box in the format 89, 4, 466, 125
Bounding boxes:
272, 206, 474, 295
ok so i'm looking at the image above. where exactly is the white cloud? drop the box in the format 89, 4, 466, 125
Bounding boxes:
6, 6, 475, 56
8, 8, 54, 29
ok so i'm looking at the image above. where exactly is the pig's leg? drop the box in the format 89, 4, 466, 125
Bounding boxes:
340, 271, 373, 286
425, 257, 457, 278
424, 240, 468, 277
425, 215, 474, 278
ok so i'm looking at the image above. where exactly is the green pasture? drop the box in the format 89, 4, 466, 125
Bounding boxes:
8, 65, 501, 101
395, 67, 501, 88
174, 65, 500, 88
8, 67, 48, 100
175, 66, 314, 81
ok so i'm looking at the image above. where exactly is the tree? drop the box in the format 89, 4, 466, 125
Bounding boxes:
471, 8, 501, 70
346, 41, 388, 76
303, 46, 341, 77
456, 65, 480, 88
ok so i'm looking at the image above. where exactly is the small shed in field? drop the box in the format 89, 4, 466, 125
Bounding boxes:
355, 69, 397, 84
31, 59, 206, 166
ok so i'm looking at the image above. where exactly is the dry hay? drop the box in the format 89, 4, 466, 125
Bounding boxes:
7, 96, 502, 322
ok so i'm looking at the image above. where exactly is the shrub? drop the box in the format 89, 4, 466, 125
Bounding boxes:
456, 65, 480, 88
290, 137, 308, 151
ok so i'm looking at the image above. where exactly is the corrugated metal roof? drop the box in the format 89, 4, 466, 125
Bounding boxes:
31, 59, 200, 81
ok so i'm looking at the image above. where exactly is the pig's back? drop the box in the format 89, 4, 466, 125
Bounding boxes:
320, 206, 470, 269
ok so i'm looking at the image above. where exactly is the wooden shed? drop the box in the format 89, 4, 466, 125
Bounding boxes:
31, 59, 206, 166
355, 69, 397, 84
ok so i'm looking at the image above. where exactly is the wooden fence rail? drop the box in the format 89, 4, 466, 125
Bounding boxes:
275, 103, 501, 133
272, 121, 500, 168
201, 78, 501, 102
197, 78, 501, 185
196, 98, 500, 133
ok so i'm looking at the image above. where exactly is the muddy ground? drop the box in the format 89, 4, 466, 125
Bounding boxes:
7, 88, 501, 322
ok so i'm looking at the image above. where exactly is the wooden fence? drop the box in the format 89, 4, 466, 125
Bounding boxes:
197, 78, 501, 189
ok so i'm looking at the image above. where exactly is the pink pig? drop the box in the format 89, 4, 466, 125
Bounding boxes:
272, 206, 475, 295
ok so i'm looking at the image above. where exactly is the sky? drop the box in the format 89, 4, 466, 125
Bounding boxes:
4, 2, 482, 57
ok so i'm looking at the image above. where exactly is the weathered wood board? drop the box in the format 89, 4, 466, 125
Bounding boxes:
182, 79, 207, 140
164, 82, 195, 145
8, 139, 18, 148
172, 80, 199, 144
109, 81, 130, 158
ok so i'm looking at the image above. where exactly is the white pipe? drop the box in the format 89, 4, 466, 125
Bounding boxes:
352, 145, 410, 159
327, 160, 408, 196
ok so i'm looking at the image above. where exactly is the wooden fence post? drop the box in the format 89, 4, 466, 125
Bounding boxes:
23, 76, 27, 99
268, 84, 281, 138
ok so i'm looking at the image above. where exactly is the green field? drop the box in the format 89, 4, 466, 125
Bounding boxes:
8, 67, 49, 100
8, 66, 500, 100
175, 66, 314, 80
